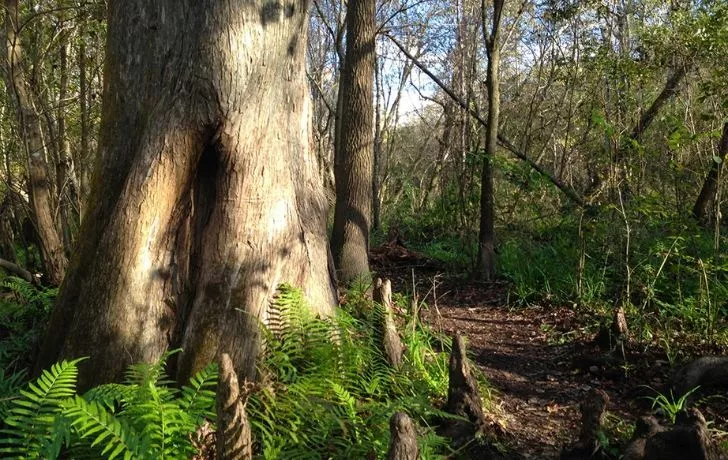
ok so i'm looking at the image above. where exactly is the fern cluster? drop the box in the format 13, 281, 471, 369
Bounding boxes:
0, 275, 58, 420
0, 352, 216, 459
248, 283, 465, 459
0, 275, 57, 373
1, 282, 492, 459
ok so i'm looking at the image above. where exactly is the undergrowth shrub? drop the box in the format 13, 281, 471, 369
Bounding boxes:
1, 283, 491, 459
0, 274, 57, 416
249, 283, 466, 459
497, 206, 728, 352
0, 352, 216, 459
0, 275, 57, 373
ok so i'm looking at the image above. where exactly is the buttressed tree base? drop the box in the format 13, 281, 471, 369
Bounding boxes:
37, 0, 337, 388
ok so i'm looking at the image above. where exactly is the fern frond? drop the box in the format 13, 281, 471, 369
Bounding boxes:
180, 362, 217, 422
84, 383, 135, 413
0, 357, 85, 456
61, 395, 140, 460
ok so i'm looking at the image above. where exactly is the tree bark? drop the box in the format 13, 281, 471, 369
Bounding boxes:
442, 334, 487, 442
476, 0, 505, 281
56, 34, 77, 256
373, 278, 404, 368
77, 37, 91, 214
693, 122, 727, 227
216, 353, 253, 460
3, 0, 68, 285
387, 412, 419, 460
0, 257, 36, 284
37, 0, 337, 388
331, 0, 375, 283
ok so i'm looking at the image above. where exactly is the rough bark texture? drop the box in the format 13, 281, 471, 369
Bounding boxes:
373, 278, 404, 368
37, 0, 337, 388
561, 389, 610, 459
77, 38, 91, 212
387, 412, 420, 460
596, 305, 630, 351
216, 353, 252, 460
623, 409, 721, 460
3, 0, 68, 285
331, 0, 375, 283
56, 36, 78, 256
693, 122, 727, 227
442, 334, 487, 442
476, 0, 504, 281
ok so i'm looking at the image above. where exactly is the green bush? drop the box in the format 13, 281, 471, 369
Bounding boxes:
1, 284, 491, 459
0, 352, 216, 459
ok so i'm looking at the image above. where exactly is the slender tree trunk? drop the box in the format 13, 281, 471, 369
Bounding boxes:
3, 0, 67, 285
77, 38, 90, 214
331, 0, 375, 283
693, 122, 728, 227
56, 35, 77, 255
476, 0, 504, 281
37, 0, 337, 388
372, 52, 382, 232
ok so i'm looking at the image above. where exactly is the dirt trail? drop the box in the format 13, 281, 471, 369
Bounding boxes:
428, 300, 596, 458
380, 268, 651, 458
371, 240, 727, 458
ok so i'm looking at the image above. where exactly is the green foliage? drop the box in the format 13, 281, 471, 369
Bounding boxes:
496, 207, 728, 352
645, 386, 701, 424
1, 284, 492, 459
0, 275, 57, 374
0, 353, 217, 459
248, 283, 474, 459
1, 358, 84, 458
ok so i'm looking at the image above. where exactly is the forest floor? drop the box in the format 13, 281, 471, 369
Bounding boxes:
371, 243, 728, 459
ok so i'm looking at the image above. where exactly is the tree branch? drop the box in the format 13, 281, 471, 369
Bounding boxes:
383, 33, 586, 207
0, 257, 37, 284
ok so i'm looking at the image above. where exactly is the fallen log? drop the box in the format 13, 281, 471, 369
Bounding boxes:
672, 356, 728, 396
0, 257, 37, 285
623, 408, 721, 460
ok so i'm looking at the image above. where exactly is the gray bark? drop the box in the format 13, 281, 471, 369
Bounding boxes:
37, 0, 337, 388
331, 0, 376, 283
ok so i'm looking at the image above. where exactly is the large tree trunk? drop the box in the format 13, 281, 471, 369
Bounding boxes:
331, 0, 375, 283
37, 0, 337, 388
3, 0, 68, 285
693, 122, 727, 227
475, 0, 504, 281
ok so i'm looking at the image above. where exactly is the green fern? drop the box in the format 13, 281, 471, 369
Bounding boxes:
61, 396, 140, 459
0, 275, 57, 374
180, 362, 217, 423
1, 355, 217, 459
0, 358, 85, 457
247, 283, 466, 459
